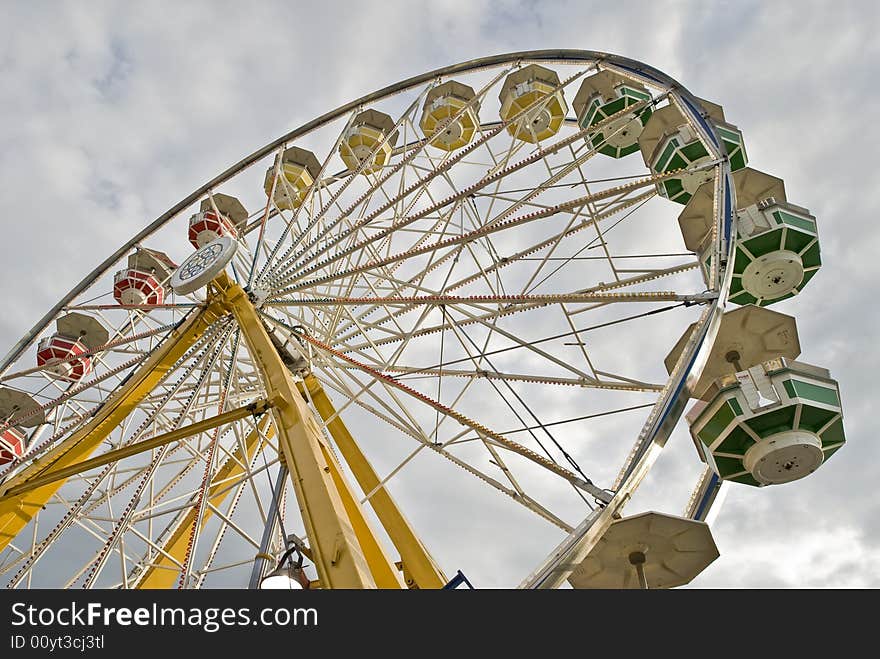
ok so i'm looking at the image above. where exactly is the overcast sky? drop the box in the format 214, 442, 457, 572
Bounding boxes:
0, 0, 877, 588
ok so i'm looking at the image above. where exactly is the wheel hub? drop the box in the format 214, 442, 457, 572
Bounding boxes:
171, 235, 239, 296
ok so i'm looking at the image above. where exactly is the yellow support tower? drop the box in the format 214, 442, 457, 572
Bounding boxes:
300, 374, 446, 589
213, 273, 404, 589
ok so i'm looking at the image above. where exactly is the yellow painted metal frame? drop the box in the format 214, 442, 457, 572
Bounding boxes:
0, 400, 270, 502
0, 301, 225, 550
213, 273, 403, 589
0, 270, 443, 589
300, 375, 446, 588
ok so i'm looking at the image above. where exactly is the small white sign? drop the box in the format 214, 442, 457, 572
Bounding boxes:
171, 235, 238, 295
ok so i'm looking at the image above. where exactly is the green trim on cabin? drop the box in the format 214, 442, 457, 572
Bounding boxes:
617, 142, 640, 157
662, 178, 683, 198
603, 97, 627, 117
818, 416, 845, 447
783, 228, 816, 253
591, 133, 642, 158
680, 140, 709, 162
715, 125, 741, 143
741, 229, 783, 259
774, 210, 816, 234
666, 153, 688, 172
729, 290, 758, 305
761, 291, 795, 306
715, 456, 747, 478
697, 401, 737, 445
822, 444, 844, 461
621, 86, 651, 101
801, 242, 821, 269
745, 405, 798, 438
798, 405, 839, 434
730, 472, 761, 486
581, 99, 601, 128
715, 125, 748, 171
799, 269, 818, 288
727, 147, 747, 171
596, 141, 617, 157
783, 379, 840, 407
655, 138, 679, 171
716, 426, 755, 456
734, 247, 752, 273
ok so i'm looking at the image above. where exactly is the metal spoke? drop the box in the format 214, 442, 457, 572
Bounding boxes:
0, 52, 739, 589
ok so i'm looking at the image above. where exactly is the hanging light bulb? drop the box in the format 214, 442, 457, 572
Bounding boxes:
259, 547, 310, 590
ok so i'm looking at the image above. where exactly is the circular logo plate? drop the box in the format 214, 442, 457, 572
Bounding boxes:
171, 235, 238, 295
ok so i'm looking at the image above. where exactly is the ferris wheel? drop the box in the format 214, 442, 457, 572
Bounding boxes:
0, 50, 846, 589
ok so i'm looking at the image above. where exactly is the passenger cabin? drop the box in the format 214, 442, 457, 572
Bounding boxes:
499, 64, 567, 143
0, 388, 43, 465
678, 167, 821, 305
264, 146, 322, 211
113, 248, 177, 306
420, 80, 480, 151
36, 313, 109, 382
339, 109, 397, 175
638, 97, 747, 204
687, 358, 844, 487
572, 70, 653, 158
188, 193, 248, 248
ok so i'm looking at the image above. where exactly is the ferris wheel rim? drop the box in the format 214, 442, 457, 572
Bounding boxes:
0, 50, 741, 588
0, 48, 731, 377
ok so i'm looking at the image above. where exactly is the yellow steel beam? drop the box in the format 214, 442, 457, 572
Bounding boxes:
317, 441, 403, 588
215, 273, 401, 589
301, 374, 447, 589
0, 303, 225, 550
135, 416, 273, 589
0, 400, 271, 502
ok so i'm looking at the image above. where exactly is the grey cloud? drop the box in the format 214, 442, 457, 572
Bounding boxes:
0, 0, 875, 587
